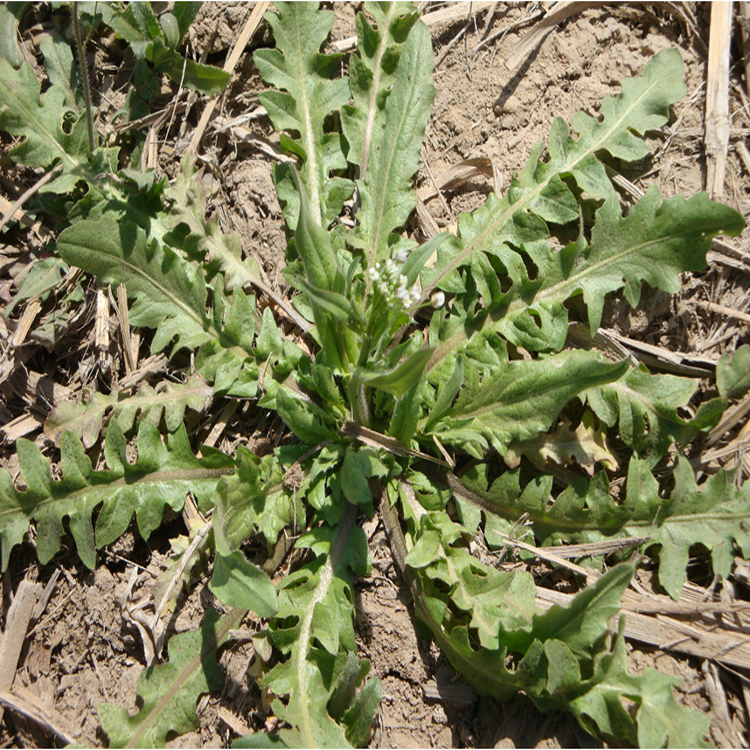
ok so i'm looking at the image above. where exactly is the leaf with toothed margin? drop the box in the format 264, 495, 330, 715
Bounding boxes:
0, 56, 116, 194
353, 19, 435, 267
420, 49, 690, 307
434, 350, 629, 456
44, 374, 214, 449
99, 608, 241, 748
254, 2, 353, 229
57, 218, 258, 395
0, 420, 235, 572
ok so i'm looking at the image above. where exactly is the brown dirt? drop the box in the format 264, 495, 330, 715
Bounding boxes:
1, 2, 750, 749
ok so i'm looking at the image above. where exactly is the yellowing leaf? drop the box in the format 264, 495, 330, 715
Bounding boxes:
506, 412, 618, 475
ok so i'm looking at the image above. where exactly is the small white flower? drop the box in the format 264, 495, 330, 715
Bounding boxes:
394, 248, 410, 264
431, 291, 445, 308
395, 287, 409, 301
397, 274, 408, 290
384, 259, 397, 275
368, 267, 380, 281
378, 281, 389, 295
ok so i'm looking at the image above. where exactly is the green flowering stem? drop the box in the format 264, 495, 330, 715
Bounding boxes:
347, 369, 370, 427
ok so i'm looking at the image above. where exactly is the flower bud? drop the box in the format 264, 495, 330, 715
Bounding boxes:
394, 248, 410, 264
431, 291, 445, 308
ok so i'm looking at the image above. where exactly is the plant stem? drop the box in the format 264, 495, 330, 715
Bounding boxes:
347, 371, 368, 426
73, 3, 96, 153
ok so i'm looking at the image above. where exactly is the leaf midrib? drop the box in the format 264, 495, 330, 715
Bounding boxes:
115, 250, 251, 362
0, 465, 235, 523
116, 250, 206, 335
449, 475, 749, 535
359, 4, 398, 178
126, 608, 245, 748
423, 69, 666, 301
366, 25, 426, 270
429, 212, 694, 368
523, 231, 685, 313
47, 381, 214, 441
0, 69, 78, 171
295, 11, 322, 226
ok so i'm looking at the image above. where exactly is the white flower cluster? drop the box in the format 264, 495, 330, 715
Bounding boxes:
368, 251, 421, 309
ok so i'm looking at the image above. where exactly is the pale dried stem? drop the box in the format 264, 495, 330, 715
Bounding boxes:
536, 584, 750, 671
0, 165, 61, 235
706, 300, 750, 324
0, 688, 77, 746
0, 580, 40, 727
503, 1, 601, 73
187, 2, 270, 156
149, 519, 214, 661
740, 2, 750, 99
113, 284, 137, 374
705, 1, 733, 200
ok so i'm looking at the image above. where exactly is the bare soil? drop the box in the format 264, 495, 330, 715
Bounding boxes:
1, 3, 750, 749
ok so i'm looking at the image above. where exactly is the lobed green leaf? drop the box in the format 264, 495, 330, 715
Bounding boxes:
434, 350, 629, 455
44, 374, 214, 448
0, 58, 111, 194
354, 19, 435, 268
99, 608, 242, 748
254, 2, 352, 228
0, 421, 235, 571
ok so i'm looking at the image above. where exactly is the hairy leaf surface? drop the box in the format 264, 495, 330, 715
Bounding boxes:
256, 509, 378, 747
0, 58, 110, 193
569, 621, 711, 747
428, 188, 743, 363
421, 50, 687, 302
58, 218, 211, 353
254, 2, 352, 228
341, 2, 420, 176
717, 344, 750, 399
584, 364, 713, 463
58, 218, 258, 394
353, 17, 435, 266
163, 159, 263, 291
455, 455, 750, 599
0, 421, 234, 571
99, 608, 242, 748
407, 513, 708, 745
44, 374, 214, 448
434, 351, 629, 455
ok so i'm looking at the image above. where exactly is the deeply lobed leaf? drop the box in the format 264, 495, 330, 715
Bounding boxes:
99, 608, 242, 748
0, 421, 234, 571
406, 511, 710, 745
44, 374, 214, 448
421, 50, 688, 303
341, 2, 420, 176
432, 350, 629, 457
454, 454, 750, 599
0, 58, 113, 194
351, 16, 435, 267
254, 2, 352, 229
57, 217, 259, 395
252, 510, 379, 748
